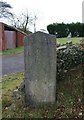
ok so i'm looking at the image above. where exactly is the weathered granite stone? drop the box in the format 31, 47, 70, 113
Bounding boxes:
24, 31, 57, 106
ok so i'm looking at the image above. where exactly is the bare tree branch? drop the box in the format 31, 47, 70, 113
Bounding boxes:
10, 10, 33, 33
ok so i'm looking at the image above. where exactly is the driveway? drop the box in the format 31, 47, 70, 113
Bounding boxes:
1, 53, 24, 76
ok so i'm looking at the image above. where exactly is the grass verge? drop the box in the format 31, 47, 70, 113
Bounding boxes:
0, 46, 24, 55
1, 64, 83, 119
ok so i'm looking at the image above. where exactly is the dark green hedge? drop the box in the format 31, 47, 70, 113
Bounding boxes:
47, 22, 84, 37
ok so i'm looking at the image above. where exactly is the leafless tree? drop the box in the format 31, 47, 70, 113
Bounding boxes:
10, 10, 33, 33
0, 1, 13, 18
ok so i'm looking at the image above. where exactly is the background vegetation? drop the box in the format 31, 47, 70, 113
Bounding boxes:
47, 22, 84, 37
57, 39, 84, 82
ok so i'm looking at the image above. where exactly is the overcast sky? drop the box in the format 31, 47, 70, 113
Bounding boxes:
1, 0, 83, 32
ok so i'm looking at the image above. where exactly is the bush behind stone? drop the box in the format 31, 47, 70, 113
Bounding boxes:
57, 42, 84, 82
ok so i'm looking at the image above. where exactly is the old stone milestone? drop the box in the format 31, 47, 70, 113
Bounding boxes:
24, 31, 57, 106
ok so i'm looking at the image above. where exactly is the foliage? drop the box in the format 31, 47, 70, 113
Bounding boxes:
57, 42, 84, 82
47, 22, 84, 37
0, 1, 13, 18
67, 22, 83, 37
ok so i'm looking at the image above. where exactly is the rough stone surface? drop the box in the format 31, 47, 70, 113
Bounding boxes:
24, 31, 57, 106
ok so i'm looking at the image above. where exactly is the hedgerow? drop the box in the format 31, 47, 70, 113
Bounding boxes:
57, 41, 84, 82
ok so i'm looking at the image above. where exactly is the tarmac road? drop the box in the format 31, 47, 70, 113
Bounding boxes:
1, 53, 24, 76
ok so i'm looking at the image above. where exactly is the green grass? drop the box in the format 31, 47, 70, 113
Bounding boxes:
2, 72, 24, 91
0, 37, 82, 55
1, 64, 83, 119
0, 46, 24, 55
57, 37, 82, 44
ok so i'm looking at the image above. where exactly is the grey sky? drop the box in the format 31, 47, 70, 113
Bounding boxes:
1, 0, 83, 32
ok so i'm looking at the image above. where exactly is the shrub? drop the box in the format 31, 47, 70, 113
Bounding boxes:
57, 43, 84, 82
